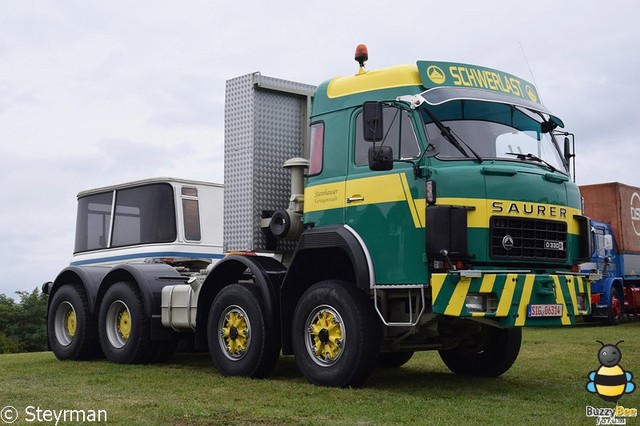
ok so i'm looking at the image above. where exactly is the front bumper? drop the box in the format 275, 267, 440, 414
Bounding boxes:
430, 272, 591, 326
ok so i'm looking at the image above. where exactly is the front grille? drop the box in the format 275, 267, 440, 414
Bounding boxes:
490, 216, 567, 261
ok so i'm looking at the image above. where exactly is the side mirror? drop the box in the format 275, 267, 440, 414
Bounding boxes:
368, 146, 393, 171
563, 136, 574, 163
363, 101, 383, 142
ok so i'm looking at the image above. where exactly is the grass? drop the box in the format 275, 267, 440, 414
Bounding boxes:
0, 323, 638, 425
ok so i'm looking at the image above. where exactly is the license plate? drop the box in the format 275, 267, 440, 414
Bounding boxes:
528, 304, 563, 317
544, 240, 564, 250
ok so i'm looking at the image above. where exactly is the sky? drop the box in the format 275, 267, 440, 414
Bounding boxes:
1, 0, 639, 297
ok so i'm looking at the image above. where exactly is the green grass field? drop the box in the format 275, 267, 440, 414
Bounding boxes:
1, 323, 638, 425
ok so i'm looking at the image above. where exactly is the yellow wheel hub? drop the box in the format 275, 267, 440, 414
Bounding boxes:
221, 309, 249, 358
308, 309, 343, 364
117, 310, 131, 340
66, 309, 77, 338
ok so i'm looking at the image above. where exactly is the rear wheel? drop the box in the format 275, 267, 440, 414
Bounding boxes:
292, 280, 379, 387
48, 284, 98, 360
207, 283, 280, 378
98, 282, 154, 364
439, 325, 521, 377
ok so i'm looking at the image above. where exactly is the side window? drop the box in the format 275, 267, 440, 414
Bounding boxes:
74, 191, 114, 253
111, 184, 177, 247
308, 122, 324, 176
594, 228, 605, 257
182, 186, 201, 241
354, 106, 420, 165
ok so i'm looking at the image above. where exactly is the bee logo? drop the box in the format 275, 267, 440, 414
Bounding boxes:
586, 340, 635, 403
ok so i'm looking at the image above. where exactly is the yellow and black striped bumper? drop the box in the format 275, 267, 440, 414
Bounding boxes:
430, 272, 591, 326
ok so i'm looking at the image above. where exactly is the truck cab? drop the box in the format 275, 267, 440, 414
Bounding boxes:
44, 49, 597, 388
71, 177, 224, 270
583, 219, 640, 323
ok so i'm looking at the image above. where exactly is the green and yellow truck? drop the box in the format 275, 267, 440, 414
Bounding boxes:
44, 46, 595, 387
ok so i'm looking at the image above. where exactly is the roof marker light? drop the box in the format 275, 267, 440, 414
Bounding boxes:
354, 44, 368, 75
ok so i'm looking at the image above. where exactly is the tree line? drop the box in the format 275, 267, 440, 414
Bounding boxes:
0, 288, 48, 354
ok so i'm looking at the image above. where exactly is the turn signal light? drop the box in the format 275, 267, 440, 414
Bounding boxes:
426, 180, 436, 204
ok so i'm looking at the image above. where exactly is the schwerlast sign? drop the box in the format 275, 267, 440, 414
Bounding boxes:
417, 61, 541, 105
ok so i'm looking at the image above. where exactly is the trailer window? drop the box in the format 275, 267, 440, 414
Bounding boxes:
111, 184, 177, 248
74, 192, 113, 252
181, 187, 201, 241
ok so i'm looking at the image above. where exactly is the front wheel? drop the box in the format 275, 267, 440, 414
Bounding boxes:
292, 280, 379, 387
207, 283, 280, 378
439, 325, 521, 377
98, 282, 153, 364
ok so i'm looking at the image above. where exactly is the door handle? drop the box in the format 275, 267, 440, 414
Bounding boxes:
346, 196, 365, 204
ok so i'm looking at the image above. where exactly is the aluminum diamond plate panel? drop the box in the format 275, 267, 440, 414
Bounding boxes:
224, 73, 315, 252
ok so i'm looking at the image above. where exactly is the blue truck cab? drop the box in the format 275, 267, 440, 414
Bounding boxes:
582, 220, 640, 324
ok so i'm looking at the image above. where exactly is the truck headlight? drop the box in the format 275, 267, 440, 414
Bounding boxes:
577, 294, 588, 312
465, 294, 498, 313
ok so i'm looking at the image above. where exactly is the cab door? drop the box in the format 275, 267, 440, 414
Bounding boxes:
345, 105, 426, 284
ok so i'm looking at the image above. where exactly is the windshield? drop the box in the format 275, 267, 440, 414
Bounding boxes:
420, 100, 567, 173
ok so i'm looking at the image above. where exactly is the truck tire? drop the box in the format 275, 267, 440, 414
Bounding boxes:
207, 283, 280, 378
98, 281, 154, 364
377, 351, 414, 368
48, 284, 98, 360
292, 280, 379, 387
438, 326, 521, 377
607, 287, 623, 325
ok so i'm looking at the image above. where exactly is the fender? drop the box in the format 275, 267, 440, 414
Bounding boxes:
601, 277, 625, 307
97, 263, 185, 317
279, 225, 373, 354
49, 266, 110, 313
282, 225, 373, 293
198, 255, 287, 330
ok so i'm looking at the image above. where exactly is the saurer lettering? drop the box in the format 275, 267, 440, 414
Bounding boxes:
492, 201, 567, 219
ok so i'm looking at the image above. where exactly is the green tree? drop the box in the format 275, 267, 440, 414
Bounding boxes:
0, 288, 48, 353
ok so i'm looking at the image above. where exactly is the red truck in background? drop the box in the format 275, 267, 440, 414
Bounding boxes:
581, 182, 640, 324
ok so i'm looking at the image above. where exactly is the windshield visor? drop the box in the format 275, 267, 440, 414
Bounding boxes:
420, 100, 567, 173
421, 86, 564, 128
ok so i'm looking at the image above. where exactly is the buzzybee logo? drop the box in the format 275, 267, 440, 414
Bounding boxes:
585, 340, 637, 425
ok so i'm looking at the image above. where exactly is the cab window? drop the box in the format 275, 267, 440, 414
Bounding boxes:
354, 106, 420, 165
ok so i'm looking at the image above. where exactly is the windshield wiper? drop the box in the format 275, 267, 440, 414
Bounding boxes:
423, 109, 482, 163
505, 152, 556, 172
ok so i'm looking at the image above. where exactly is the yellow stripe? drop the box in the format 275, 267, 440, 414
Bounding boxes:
437, 197, 581, 234
495, 274, 517, 316
552, 276, 572, 325
479, 274, 496, 292
444, 277, 471, 316
304, 181, 345, 211
431, 274, 447, 302
304, 178, 582, 234
326, 65, 421, 98
399, 173, 422, 228
515, 275, 535, 326
596, 384, 626, 397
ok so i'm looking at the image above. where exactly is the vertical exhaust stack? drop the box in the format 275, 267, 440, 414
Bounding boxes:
223, 72, 315, 253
